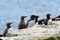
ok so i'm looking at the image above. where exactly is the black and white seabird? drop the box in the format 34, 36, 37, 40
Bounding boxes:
38, 19, 45, 25
26, 15, 36, 28
3, 22, 12, 37
44, 14, 52, 25
18, 16, 27, 29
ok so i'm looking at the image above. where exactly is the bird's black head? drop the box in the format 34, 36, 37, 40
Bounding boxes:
46, 13, 51, 19
21, 16, 27, 20
6, 22, 12, 29
30, 15, 36, 20
35, 16, 39, 18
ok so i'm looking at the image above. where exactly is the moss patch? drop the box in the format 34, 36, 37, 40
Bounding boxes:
57, 36, 60, 40
0, 39, 2, 40
44, 37, 55, 40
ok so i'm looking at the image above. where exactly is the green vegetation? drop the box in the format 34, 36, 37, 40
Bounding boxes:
56, 36, 60, 40
44, 37, 55, 40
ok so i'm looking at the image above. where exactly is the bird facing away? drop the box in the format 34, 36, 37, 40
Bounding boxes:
18, 16, 27, 29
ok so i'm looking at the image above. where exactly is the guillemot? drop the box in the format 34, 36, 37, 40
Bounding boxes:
3, 22, 12, 37
44, 14, 52, 25
18, 16, 27, 29
38, 19, 45, 25
26, 15, 36, 28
